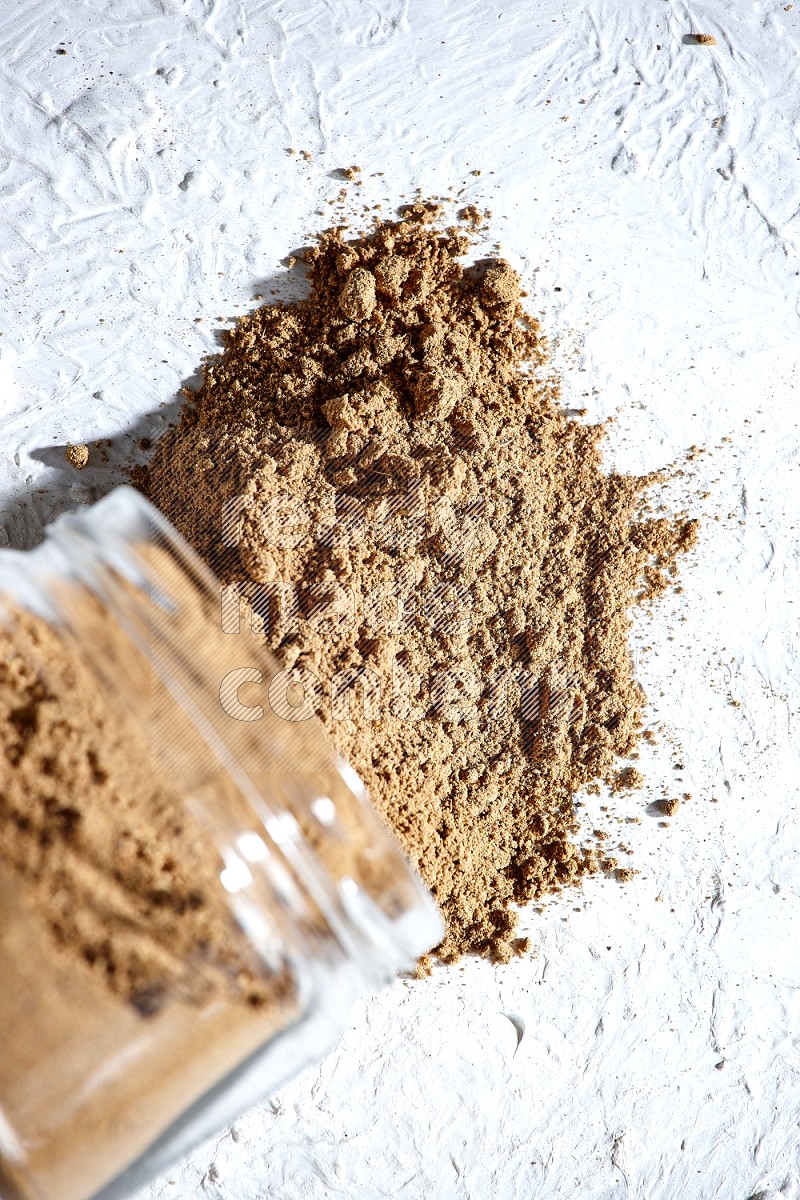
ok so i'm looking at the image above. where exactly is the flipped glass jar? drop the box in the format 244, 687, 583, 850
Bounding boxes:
0, 486, 443, 1200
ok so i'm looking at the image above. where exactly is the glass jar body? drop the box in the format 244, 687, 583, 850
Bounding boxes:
0, 487, 442, 1200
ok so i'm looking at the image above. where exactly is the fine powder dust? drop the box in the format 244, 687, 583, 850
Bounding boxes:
137, 203, 699, 965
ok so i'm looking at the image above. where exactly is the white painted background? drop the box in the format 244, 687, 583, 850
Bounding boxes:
1, 1, 800, 1197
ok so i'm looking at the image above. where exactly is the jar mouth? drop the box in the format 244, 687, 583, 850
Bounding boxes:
35, 485, 444, 983
337, 872, 443, 975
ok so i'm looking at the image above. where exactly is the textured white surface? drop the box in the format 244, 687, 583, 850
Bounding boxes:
2, 1, 800, 1197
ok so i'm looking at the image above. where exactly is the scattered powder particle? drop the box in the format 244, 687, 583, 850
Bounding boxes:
339, 165, 362, 180
136, 204, 699, 965
615, 867, 637, 882
65, 443, 89, 470
692, 33, 718, 45
459, 205, 484, 228
659, 798, 681, 816
612, 766, 645, 791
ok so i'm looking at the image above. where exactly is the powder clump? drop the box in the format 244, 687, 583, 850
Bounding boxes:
339, 267, 377, 322
65, 443, 89, 470
137, 205, 698, 964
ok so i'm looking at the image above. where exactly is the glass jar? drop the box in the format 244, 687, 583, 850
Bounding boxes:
0, 486, 443, 1200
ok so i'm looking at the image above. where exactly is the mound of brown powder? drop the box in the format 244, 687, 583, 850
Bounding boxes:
137, 203, 699, 964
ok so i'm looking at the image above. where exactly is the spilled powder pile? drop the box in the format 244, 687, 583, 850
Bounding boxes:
0, 606, 276, 1015
138, 203, 698, 964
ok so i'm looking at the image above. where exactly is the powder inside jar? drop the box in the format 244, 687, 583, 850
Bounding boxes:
0, 590, 301, 1200
0, 605, 278, 1012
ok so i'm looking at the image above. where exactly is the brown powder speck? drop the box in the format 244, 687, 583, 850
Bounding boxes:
136, 203, 698, 965
65, 443, 89, 470
612, 766, 645, 791
692, 33, 718, 45
459, 205, 483, 227
659, 798, 681, 816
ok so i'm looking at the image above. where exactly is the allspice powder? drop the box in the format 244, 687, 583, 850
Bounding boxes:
0, 593, 298, 1200
0, 605, 278, 1014
137, 202, 699, 965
